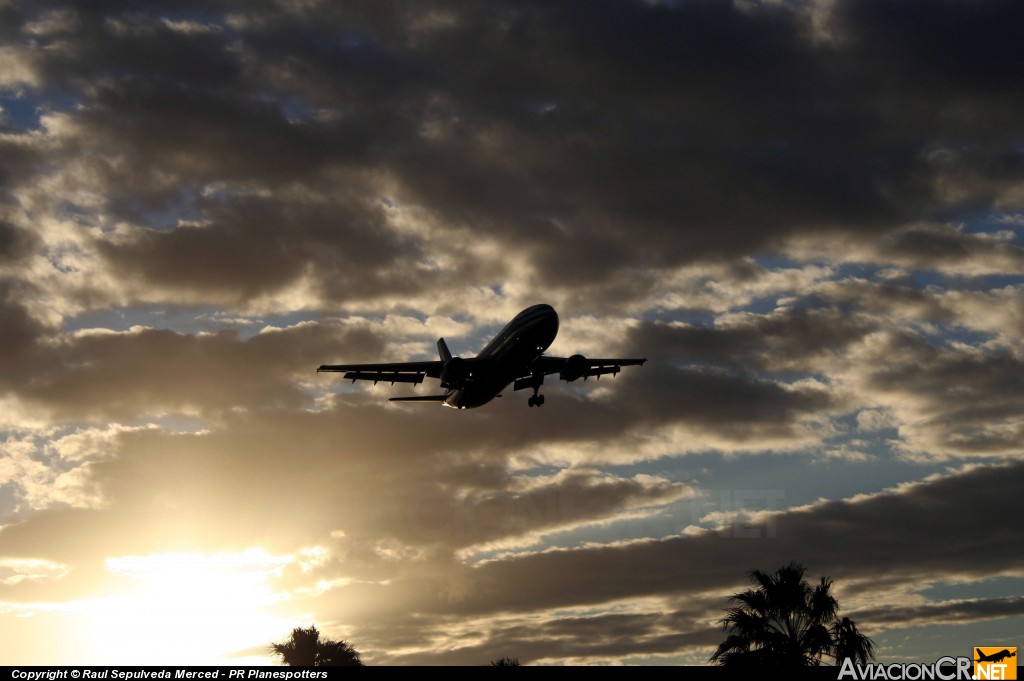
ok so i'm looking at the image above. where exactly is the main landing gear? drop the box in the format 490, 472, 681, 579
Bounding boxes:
527, 370, 547, 407
515, 370, 546, 407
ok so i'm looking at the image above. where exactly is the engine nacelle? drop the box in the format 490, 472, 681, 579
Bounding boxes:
441, 357, 468, 387
560, 354, 589, 382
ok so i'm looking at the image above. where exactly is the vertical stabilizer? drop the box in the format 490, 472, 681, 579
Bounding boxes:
437, 338, 453, 362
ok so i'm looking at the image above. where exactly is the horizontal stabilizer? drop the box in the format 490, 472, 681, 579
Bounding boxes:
388, 395, 448, 403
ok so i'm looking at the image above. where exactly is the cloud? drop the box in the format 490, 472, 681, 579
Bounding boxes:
786, 224, 1024, 276
5, 0, 1021, 317
0, 45, 38, 90
288, 461, 1024, 664
856, 597, 1024, 629
846, 331, 1024, 458
8, 327, 310, 421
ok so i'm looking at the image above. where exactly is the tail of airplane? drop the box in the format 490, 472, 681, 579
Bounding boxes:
437, 338, 453, 362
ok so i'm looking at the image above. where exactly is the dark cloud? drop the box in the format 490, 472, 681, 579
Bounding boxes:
7, 0, 1021, 309
383, 0, 914, 275
95, 193, 429, 306
0, 220, 38, 264
307, 461, 1024, 663
390, 467, 693, 549
1, 318, 390, 420
12, 329, 300, 420
857, 597, 1024, 628
44, 9, 241, 90
836, 0, 1024, 99
0, 285, 46, 379
615, 362, 835, 443
631, 307, 878, 374
882, 224, 1024, 271
0, 404, 685, 563
0, 138, 41, 199
383, 610, 718, 665
863, 334, 1024, 456
73, 81, 347, 188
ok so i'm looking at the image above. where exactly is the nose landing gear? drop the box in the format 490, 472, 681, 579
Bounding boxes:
528, 392, 545, 407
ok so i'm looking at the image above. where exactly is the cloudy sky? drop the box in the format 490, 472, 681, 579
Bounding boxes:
1, 0, 1023, 667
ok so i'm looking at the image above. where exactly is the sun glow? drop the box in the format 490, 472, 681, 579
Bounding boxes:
76, 548, 298, 665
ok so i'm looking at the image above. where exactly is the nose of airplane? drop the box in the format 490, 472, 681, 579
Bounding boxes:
532, 304, 558, 344
518, 303, 557, 323
531, 303, 557, 319
509, 304, 559, 350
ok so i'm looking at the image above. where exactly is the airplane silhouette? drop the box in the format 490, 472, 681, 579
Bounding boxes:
976, 649, 1017, 664
318, 303, 646, 409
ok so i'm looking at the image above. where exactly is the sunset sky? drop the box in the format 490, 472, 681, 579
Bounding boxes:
2, 0, 1023, 666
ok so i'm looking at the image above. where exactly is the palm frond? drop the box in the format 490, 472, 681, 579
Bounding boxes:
710, 562, 875, 669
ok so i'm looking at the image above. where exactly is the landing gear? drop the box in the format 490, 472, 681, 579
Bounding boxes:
514, 370, 546, 407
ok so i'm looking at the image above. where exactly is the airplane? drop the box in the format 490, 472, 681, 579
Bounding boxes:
317, 303, 646, 409
975, 649, 1017, 664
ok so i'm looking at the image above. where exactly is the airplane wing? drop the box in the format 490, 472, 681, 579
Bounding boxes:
318, 350, 490, 388
530, 354, 647, 382
316, 361, 442, 385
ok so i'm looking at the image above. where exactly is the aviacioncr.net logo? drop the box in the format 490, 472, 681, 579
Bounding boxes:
974, 647, 1017, 680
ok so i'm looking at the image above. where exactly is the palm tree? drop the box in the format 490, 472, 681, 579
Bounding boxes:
269, 625, 364, 666
710, 561, 875, 668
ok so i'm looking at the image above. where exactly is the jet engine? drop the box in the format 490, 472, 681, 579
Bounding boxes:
441, 357, 468, 387
560, 354, 589, 382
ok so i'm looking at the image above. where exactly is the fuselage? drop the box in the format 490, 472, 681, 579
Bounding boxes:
443, 303, 559, 409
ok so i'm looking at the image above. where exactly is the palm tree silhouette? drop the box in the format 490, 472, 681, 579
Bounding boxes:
710, 561, 875, 668
269, 625, 364, 666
